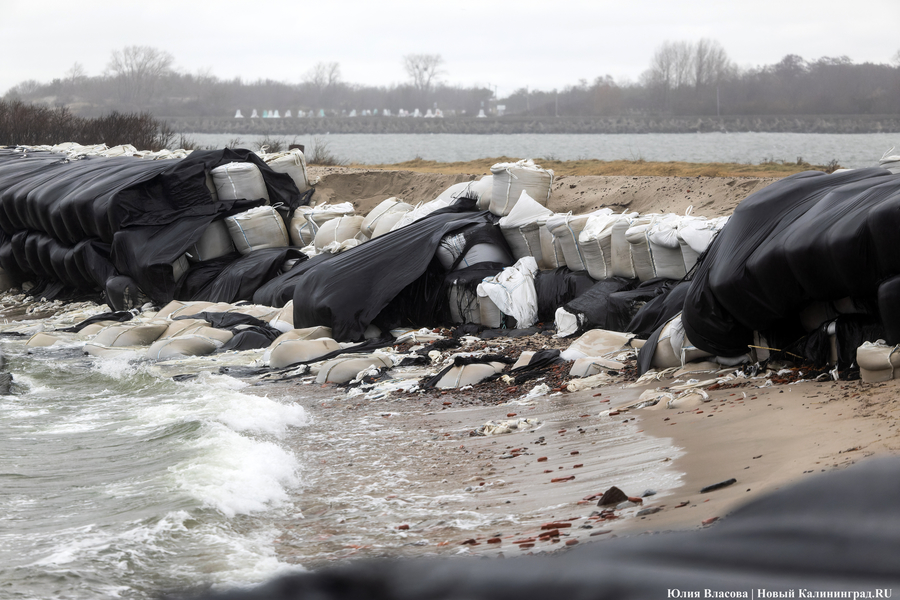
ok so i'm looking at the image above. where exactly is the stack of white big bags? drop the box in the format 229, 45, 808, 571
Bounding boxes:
208, 151, 310, 260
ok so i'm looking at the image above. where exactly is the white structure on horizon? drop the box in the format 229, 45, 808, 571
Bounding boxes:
273, 110, 280, 118
477, 109, 486, 118
383, 108, 392, 116
250, 109, 259, 118
413, 108, 422, 117
234, 109, 244, 118
285, 109, 292, 118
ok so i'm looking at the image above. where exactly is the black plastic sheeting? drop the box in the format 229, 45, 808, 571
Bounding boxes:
682, 168, 899, 357
534, 267, 596, 323
561, 276, 638, 334
291, 200, 512, 342
174, 311, 283, 351
0, 149, 306, 305
177, 248, 307, 303
180, 457, 900, 600
625, 279, 690, 338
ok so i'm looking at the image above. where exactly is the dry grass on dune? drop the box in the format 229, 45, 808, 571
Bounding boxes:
350, 157, 839, 178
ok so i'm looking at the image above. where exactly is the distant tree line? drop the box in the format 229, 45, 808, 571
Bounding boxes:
4, 43, 900, 120
0, 99, 171, 149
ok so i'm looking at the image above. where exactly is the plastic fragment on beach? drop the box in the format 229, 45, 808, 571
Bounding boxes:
569, 356, 625, 378
666, 389, 710, 409
474, 417, 541, 436
700, 478, 737, 493
565, 372, 614, 392
561, 328, 636, 361
520, 382, 551, 399
636, 507, 663, 516
511, 351, 536, 370
434, 362, 505, 389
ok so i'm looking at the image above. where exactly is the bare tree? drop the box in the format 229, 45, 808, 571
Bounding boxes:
106, 46, 174, 106
303, 62, 342, 92
66, 62, 87, 86
693, 38, 733, 90
403, 54, 444, 93
893, 49, 900, 66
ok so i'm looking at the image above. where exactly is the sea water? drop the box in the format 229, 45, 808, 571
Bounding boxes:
186, 132, 900, 169
0, 300, 682, 598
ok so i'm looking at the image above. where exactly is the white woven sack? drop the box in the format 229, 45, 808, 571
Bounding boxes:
289, 203, 355, 246
264, 149, 310, 193
187, 220, 235, 262
651, 314, 712, 369
226, 205, 290, 255
314, 215, 364, 250
499, 191, 554, 264
610, 213, 639, 278
289, 207, 316, 246
678, 215, 728, 272
489, 159, 554, 217
477, 287, 503, 328
471, 175, 493, 210
579, 213, 619, 280
478, 257, 539, 328
371, 210, 411, 238
648, 214, 686, 280
436, 233, 510, 270
361, 198, 412, 237
546, 213, 602, 273
389, 197, 452, 232
211, 162, 270, 202
539, 225, 566, 269
624, 221, 657, 282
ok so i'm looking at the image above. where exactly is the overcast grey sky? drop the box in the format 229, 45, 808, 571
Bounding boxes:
2, 0, 898, 97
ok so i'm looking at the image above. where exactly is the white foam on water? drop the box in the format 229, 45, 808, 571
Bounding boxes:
22, 509, 304, 593
173, 423, 301, 518
0, 334, 311, 598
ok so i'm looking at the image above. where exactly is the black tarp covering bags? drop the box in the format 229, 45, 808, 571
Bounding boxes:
0, 148, 304, 309
290, 200, 510, 341
679, 168, 900, 360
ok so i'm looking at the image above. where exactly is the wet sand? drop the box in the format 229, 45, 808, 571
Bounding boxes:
259, 364, 900, 566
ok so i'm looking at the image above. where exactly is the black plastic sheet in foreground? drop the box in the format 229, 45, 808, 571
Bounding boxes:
181, 457, 900, 600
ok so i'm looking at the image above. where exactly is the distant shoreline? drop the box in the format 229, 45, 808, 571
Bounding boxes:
162, 114, 900, 135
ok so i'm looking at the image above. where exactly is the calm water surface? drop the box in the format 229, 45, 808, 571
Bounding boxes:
188, 132, 899, 169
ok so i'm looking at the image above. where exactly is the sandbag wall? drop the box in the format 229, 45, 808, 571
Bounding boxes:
0, 147, 306, 307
